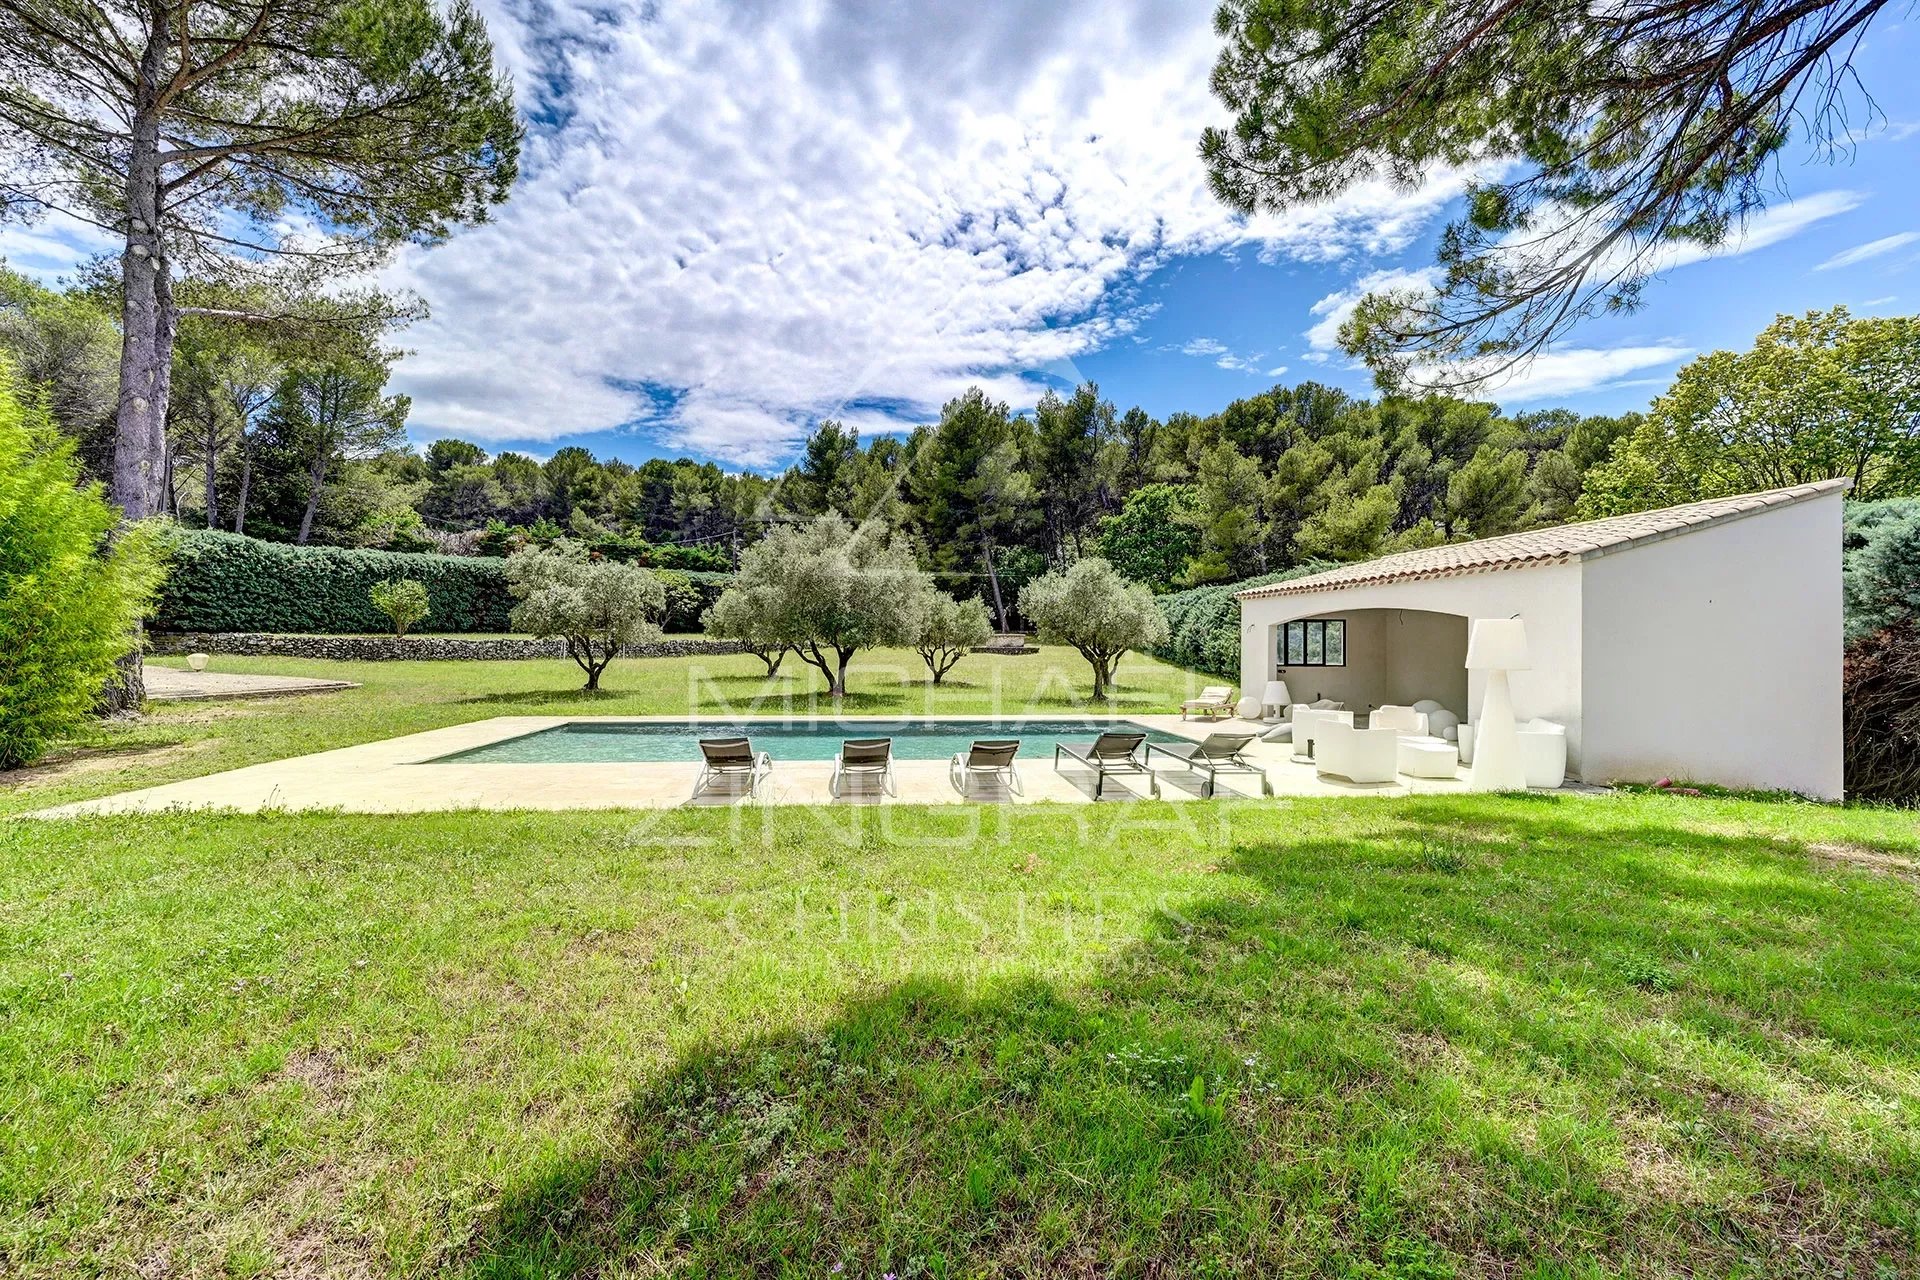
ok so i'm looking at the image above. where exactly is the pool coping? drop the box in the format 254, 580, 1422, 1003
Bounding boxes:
27, 713, 1484, 816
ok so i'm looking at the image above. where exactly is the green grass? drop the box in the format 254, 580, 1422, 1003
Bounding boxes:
0, 645, 1202, 818
3, 654, 1919, 1276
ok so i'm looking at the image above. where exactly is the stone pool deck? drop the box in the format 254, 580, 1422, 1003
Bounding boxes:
30, 715, 1495, 817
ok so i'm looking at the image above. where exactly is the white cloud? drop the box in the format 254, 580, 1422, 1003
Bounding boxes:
380, 0, 1487, 464
1179, 337, 1228, 357
0, 210, 117, 283
1814, 231, 1920, 270
1416, 343, 1693, 402
1862, 294, 1899, 306
1304, 267, 1442, 353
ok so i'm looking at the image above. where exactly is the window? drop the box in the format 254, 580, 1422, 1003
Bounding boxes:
1280, 618, 1345, 668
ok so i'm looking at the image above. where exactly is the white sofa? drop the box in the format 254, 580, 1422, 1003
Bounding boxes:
1370, 705, 1429, 737
1315, 722, 1399, 784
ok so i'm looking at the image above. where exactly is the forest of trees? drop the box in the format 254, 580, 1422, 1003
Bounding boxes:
11, 263, 1917, 632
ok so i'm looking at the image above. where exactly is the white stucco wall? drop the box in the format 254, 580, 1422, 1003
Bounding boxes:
1240, 564, 1586, 774
1578, 491, 1844, 798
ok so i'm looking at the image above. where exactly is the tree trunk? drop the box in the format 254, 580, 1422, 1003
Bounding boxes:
831, 650, 852, 699
101, 85, 173, 717
113, 108, 174, 522
1089, 652, 1111, 700
982, 538, 1008, 631
233, 454, 252, 534
296, 447, 327, 544
203, 433, 218, 528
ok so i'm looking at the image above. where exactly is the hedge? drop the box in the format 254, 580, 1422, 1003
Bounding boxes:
149, 632, 746, 662
151, 529, 736, 635
1149, 562, 1336, 679
151, 529, 514, 633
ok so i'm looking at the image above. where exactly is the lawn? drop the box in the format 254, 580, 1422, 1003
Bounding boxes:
3, 654, 1919, 1277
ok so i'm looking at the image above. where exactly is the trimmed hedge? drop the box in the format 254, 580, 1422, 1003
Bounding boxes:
149, 632, 746, 662
1150, 563, 1336, 679
152, 529, 515, 634
151, 529, 736, 636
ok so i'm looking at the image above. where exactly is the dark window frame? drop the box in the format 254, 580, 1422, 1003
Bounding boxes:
1279, 618, 1346, 668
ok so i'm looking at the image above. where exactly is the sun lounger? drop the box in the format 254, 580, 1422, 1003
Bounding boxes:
830, 737, 896, 797
1146, 732, 1270, 798
1180, 686, 1236, 720
950, 738, 1021, 795
1053, 731, 1156, 798
696, 737, 771, 796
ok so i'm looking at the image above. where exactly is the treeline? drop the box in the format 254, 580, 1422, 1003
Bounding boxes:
3, 262, 1643, 625
19, 261, 1917, 641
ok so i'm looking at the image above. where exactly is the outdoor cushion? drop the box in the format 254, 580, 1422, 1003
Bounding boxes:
1425, 709, 1461, 740
1261, 723, 1292, 743
1411, 699, 1444, 714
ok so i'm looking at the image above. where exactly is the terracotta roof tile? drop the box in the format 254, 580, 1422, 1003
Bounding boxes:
1236, 479, 1849, 600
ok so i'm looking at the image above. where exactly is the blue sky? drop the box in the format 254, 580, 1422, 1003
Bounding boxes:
3, 1, 1917, 469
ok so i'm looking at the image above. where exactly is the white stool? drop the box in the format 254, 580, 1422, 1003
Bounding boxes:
1396, 737, 1458, 779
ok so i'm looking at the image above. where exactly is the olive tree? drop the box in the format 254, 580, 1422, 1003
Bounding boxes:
733, 513, 927, 698
912, 590, 992, 685
703, 582, 793, 677
1019, 557, 1168, 700
505, 543, 665, 692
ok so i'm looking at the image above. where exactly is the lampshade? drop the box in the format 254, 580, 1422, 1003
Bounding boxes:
1262, 679, 1291, 707
1465, 618, 1531, 670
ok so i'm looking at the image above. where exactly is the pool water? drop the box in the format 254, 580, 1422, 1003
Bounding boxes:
426, 718, 1187, 764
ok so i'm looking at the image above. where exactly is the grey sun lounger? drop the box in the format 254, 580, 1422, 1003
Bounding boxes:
1146, 732, 1271, 798
830, 737, 896, 797
950, 738, 1022, 795
1053, 731, 1157, 799
696, 736, 771, 796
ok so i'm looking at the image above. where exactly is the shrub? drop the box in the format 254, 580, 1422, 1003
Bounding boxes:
1843, 498, 1920, 641
1150, 562, 1337, 679
0, 361, 167, 769
506, 542, 667, 690
369, 578, 431, 636
151, 528, 514, 633
1843, 622, 1920, 805
1019, 557, 1167, 699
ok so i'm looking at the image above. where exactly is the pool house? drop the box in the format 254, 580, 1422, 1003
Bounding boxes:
1237, 480, 1849, 799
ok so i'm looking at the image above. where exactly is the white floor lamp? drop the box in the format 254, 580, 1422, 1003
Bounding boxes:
1261, 679, 1292, 721
1466, 617, 1529, 791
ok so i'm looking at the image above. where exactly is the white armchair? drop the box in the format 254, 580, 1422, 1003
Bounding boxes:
1518, 718, 1567, 789
1315, 722, 1399, 784
1290, 707, 1353, 762
1371, 705, 1430, 737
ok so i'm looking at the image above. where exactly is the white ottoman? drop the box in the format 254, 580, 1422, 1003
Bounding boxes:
1396, 737, 1458, 779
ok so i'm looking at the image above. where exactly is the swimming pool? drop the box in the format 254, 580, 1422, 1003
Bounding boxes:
424, 718, 1187, 764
